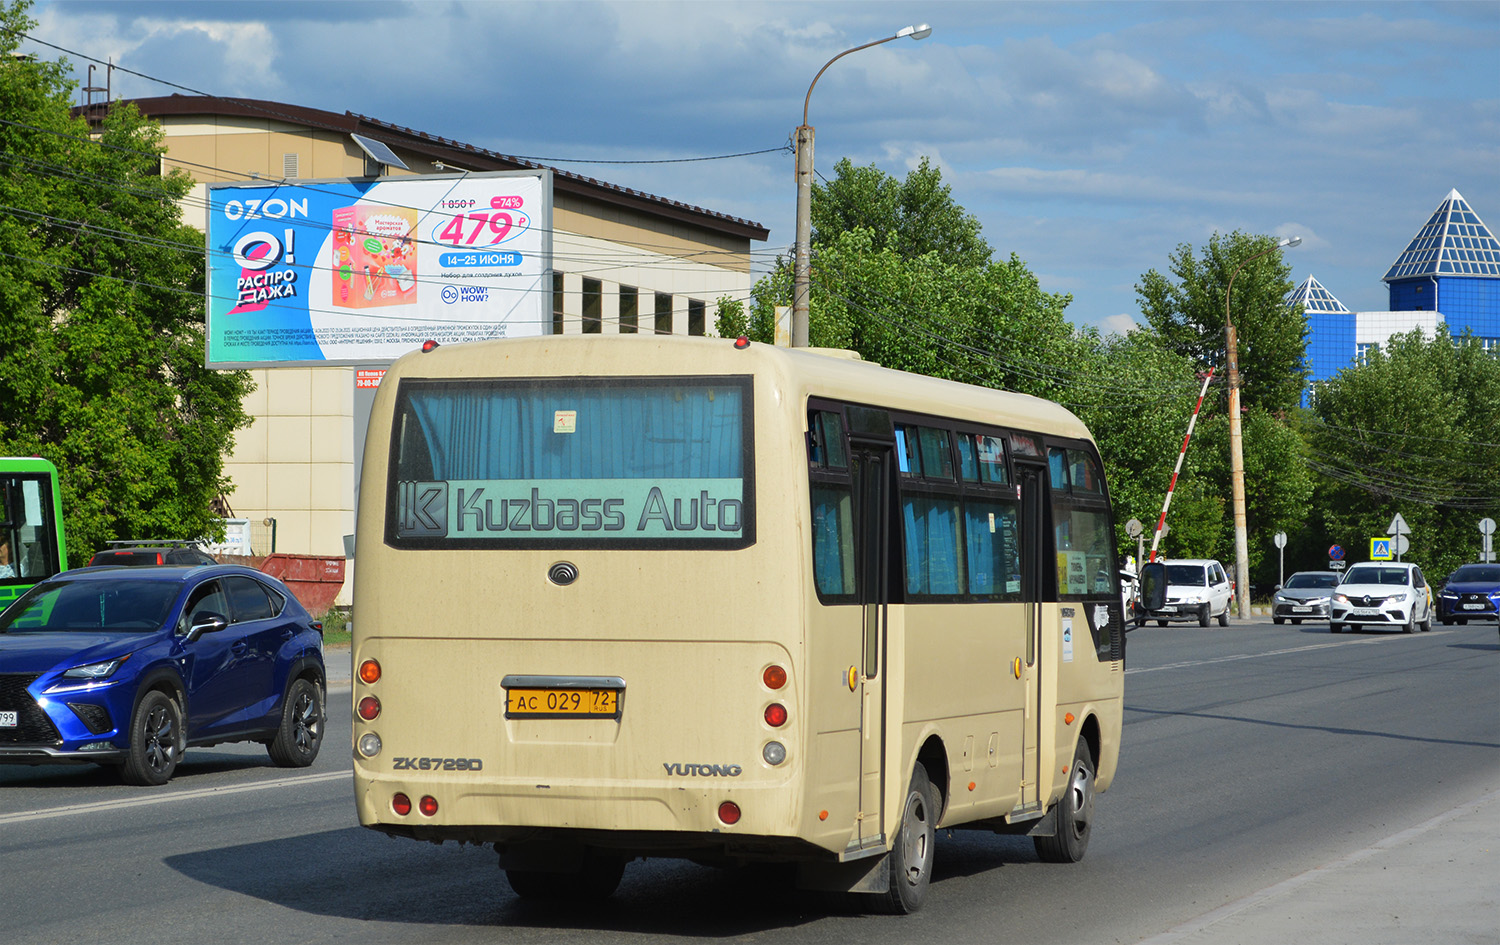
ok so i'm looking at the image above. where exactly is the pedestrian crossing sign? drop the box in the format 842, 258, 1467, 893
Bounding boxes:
1370, 538, 1393, 560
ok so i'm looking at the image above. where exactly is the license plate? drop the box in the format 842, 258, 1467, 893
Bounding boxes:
503, 675, 625, 719
1292, 606, 1313, 613
1462, 603, 1487, 610
1350, 608, 1380, 616
0, 710, 16, 728
1160, 605, 1178, 613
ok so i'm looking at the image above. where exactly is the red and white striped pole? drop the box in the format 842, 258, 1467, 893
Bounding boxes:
1148, 369, 1215, 562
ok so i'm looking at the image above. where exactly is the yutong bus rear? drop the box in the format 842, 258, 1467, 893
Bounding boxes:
351, 337, 822, 892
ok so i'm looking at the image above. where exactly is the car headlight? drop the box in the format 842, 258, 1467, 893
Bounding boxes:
1273, 594, 1288, 603
1441, 590, 1459, 599
1333, 593, 1349, 604
62, 656, 130, 680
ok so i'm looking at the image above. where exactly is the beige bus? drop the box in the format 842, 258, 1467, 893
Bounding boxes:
351, 334, 1126, 913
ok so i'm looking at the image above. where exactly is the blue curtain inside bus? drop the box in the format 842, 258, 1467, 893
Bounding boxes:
401, 383, 743, 481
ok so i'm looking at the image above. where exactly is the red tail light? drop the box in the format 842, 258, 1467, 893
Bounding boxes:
718, 801, 741, 825
357, 696, 381, 721
392, 793, 412, 816
764, 703, 787, 727
419, 795, 439, 817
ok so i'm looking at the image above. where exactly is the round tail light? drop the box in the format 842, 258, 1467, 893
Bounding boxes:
358, 660, 381, 684
762, 665, 787, 690
419, 795, 439, 817
718, 801, 741, 825
392, 793, 412, 816
357, 696, 381, 721
764, 703, 788, 727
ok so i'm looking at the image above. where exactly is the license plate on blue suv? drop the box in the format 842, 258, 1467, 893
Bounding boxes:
0, 710, 16, 728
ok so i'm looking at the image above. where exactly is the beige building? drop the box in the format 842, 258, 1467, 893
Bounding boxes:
81, 97, 768, 600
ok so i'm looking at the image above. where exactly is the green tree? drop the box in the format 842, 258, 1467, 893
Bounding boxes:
0, 0, 252, 565
1307, 326, 1500, 580
812, 157, 991, 269
1137, 231, 1307, 415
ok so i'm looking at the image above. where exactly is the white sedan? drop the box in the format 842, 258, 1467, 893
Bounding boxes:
1329, 562, 1433, 634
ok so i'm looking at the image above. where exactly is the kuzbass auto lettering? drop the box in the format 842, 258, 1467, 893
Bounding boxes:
663, 763, 743, 777
397, 478, 744, 539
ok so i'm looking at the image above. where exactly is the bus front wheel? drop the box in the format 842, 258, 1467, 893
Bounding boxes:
875, 763, 938, 914
1034, 739, 1095, 864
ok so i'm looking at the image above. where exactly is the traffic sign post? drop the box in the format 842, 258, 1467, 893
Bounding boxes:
1328, 543, 1345, 571
1273, 530, 1288, 587
1387, 513, 1410, 562
1482, 518, 1496, 563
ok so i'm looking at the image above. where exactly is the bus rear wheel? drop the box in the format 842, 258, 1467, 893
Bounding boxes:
1034, 739, 1095, 863
505, 854, 625, 901
873, 764, 938, 914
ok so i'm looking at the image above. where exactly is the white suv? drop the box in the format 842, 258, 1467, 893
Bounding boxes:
1143, 558, 1234, 627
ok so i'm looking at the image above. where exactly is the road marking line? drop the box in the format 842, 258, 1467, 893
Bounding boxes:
1132, 788, 1500, 944
0, 769, 352, 826
1126, 631, 1453, 674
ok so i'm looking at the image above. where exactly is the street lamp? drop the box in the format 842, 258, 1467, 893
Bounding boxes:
1226, 234, 1300, 619
792, 24, 932, 348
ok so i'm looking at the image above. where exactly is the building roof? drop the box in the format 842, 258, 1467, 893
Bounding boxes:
75, 95, 770, 243
1287, 275, 1350, 315
1383, 188, 1500, 282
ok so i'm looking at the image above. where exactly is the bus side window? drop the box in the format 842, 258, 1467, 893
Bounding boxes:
809, 408, 854, 600
903, 493, 964, 596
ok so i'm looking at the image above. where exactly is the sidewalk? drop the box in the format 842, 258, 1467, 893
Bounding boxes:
1136, 790, 1500, 944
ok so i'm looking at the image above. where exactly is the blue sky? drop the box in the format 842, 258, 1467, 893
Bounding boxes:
27, 0, 1500, 334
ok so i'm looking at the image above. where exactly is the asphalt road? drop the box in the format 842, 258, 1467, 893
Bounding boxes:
2, 619, 1496, 945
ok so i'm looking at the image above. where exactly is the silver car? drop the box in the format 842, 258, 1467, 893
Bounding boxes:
1271, 571, 1340, 625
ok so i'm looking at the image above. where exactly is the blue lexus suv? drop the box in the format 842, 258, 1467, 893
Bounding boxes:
0, 565, 325, 785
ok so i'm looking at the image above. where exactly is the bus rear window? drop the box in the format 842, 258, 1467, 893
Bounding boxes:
387, 376, 754, 549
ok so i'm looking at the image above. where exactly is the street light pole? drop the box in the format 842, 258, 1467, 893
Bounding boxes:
792, 24, 931, 348
1226, 234, 1300, 619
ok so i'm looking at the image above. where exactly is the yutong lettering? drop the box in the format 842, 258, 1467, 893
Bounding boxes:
663, 763, 742, 777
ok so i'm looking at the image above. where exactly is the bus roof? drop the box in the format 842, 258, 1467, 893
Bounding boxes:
379, 336, 1094, 443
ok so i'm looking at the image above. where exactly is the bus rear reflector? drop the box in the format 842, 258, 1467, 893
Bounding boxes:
764, 703, 787, 727
718, 801, 741, 825
392, 793, 412, 816
420, 796, 439, 817
357, 696, 381, 721
359, 660, 381, 684
762, 665, 787, 690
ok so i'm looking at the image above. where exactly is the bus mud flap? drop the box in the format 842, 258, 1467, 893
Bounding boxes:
796, 854, 890, 894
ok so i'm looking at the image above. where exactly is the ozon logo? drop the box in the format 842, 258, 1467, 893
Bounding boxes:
231, 230, 295, 270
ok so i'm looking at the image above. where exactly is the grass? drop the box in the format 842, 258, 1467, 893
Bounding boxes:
318, 607, 351, 646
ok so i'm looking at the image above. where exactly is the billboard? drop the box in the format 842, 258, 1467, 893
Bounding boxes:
205, 170, 552, 367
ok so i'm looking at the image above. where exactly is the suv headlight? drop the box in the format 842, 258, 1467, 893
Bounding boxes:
62, 656, 130, 680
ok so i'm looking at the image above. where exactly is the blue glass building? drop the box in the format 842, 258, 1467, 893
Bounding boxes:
1301, 189, 1500, 401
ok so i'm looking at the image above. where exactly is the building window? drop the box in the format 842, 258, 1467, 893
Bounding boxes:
619, 285, 638, 334
552, 272, 564, 335
655, 292, 673, 335
582, 278, 602, 334
1356, 342, 1380, 365
688, 298, 705, 336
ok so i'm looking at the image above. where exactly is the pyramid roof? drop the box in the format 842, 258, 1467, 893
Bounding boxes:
1287, 275, 1349, 314
1383, 189, 1500, 281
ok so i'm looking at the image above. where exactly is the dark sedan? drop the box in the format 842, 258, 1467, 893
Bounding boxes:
1436, 564, 1500, 627
0, 565, 325, 785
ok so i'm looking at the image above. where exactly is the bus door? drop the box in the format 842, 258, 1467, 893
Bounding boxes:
849, 435, 894, 851
1015, 462, 1048, 813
